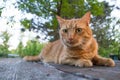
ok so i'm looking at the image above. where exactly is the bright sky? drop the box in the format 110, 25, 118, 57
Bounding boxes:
0, 0, 120, 50
0, 0, 48, 50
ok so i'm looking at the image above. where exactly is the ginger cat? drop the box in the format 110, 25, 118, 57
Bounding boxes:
23, 12, 115, 67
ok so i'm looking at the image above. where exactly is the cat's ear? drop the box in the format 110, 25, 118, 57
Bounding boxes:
56, 15, 65, 25
81, 11, 91, 25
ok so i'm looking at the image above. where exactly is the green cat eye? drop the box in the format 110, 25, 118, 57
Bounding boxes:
62, 29, 68, 33
76, 28, 82, 33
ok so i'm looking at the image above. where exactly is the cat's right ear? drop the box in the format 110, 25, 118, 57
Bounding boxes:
56, 15, 65, 25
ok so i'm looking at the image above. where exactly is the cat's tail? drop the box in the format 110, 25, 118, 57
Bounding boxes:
23, 55, 41, 61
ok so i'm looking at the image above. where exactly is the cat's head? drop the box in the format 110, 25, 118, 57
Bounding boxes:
56, 12, 93, 48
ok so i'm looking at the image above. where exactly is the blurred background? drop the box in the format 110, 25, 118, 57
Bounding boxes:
0, 0, 120, 58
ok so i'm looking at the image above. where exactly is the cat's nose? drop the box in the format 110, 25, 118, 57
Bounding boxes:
68, 38, 74, 41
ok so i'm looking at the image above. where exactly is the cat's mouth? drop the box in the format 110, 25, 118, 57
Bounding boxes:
67, 41, 75, 44
66, 40, 77, 47
62, 39, 79, 47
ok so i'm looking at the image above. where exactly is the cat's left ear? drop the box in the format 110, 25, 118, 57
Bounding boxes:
56, 15, 65, 25
81, 12, 91, 25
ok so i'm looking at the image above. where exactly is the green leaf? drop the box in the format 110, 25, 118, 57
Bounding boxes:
20, 19, 31, 29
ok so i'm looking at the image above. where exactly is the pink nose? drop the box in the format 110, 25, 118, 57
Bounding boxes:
68, 38, 73, 41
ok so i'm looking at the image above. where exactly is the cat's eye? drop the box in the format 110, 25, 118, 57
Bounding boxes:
62, 29, 68, 33
76, 28, 82, 33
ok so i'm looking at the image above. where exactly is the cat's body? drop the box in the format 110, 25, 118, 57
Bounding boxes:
23, 12, 115, 67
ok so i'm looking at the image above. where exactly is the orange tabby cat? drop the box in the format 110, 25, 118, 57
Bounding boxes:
23, 12, 115, 67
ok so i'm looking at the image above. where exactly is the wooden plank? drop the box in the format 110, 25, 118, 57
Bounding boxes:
0, 58, 120, 80
49, 61, 120, 80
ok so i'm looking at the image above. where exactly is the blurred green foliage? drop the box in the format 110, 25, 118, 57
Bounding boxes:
16, 0, 120, 57
0, 7, 4, 16
0, 31, 44, 58
99, 41, 120, 57
17, 0, 105, 41
0, 0, 119, 58
12, 40, 45, 57
20, 19, 31, 29
0, 31, 10, 57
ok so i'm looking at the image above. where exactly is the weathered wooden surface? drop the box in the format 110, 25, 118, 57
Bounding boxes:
50, 61, 120, 80
0, 58, 120, 80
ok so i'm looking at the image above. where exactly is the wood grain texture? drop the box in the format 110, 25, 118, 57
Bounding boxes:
0, 58, 120, 80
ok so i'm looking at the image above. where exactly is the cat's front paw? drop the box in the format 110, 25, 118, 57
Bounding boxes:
104, 58, 115, 67
23, 56, 29, 61
75, 59, 93, 67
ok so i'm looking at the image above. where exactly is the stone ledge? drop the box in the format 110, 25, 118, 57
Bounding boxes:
0, 58, 120, 80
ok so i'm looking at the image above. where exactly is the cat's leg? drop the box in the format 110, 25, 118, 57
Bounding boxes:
93, 55, 115, 67
23, 42, 52, 62
61, 58, 93, 67
23, 55, 41, 61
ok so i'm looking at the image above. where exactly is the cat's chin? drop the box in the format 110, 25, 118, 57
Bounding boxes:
65, 43, 80, 48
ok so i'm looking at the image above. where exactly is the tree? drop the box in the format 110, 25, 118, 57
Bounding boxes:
16, 0, 104, 41
0, 5, 4, 17
15, 0, 120, 56
0, 31, 10, 57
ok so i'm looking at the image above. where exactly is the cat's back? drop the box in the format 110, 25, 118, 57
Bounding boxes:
51, 39, 62, 47
40, 40, 63, 63
47, 40, 63, 50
